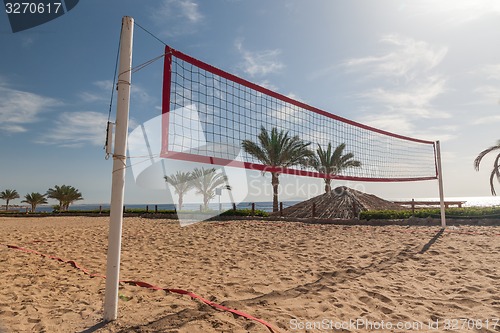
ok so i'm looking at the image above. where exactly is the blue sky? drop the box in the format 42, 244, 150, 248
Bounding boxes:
1, 0, 500, 205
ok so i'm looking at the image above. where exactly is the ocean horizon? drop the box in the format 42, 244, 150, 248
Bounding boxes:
12, 195, 500, 213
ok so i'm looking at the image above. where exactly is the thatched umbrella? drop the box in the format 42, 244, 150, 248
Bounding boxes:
274, 186, 403, 219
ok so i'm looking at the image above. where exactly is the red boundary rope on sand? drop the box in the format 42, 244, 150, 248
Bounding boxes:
2, 244, 279, 333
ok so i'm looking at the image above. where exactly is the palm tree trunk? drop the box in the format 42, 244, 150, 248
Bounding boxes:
5, 199, 9, 211
324, 179, 332, 193
271, 172, 279, 212
203, 195, 209, 211
178, 195, 183, 211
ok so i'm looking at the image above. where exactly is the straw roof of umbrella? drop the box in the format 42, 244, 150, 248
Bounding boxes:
273, 186, 404, 219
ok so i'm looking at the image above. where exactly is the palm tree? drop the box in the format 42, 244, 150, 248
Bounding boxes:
190, 168, 230, 211
46, 185, 84, 211
46, 185, 67, 210
22, 192, 48, 212
60, 186, 83, 211
312, 143, 362, 193
164, 171, 195, 210
474, 140, 500, 195
242, 126, 314, 212
0, 189, 20, 211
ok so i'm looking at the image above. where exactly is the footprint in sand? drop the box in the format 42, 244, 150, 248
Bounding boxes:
366, 291, 393, 304
379, 306, 393, 315
466, 286, 481, 292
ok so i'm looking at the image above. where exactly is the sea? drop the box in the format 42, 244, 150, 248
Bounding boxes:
21, 196, 500, 213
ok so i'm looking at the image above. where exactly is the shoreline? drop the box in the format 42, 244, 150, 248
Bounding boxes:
3, 195, 500, 213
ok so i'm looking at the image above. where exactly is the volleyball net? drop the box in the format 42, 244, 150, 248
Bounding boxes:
160, 45, 437, 182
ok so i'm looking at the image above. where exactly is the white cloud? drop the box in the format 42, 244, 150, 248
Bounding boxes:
131, 84, 154, 105
467, 64, 500, 105
79, 80, 112, 103
473, 85, 500, 105
235, 39, 285, 77
344, 35, 451, 139
151, 0, 203, 36
473, 64, 500, 81
474, 115, 500, 125
361, 76, 449, 118
257, 80, 278, 91
79, 80, 153, 106
177, 0, 202, 22
93, 80, 113, 91
409, 0, 500, 25
272, 93, 306, 123
0, 124, 27, 133
0, 86, 61, 133
358, 114, 456, 142
358, 114, 414, 135
154, 0, 202, 22
423, 125, 457, 142
79, 91, 107, 103
344, 34, 447, 81
37, 111, 108, 147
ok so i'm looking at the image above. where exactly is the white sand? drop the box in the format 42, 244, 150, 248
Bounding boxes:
0, 216, 499, 332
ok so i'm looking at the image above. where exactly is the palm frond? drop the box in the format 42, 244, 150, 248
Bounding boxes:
313, 142, 361, 177
242, 140, 270, 165
474, 143, 500, 171
474, 141, 500, 195
165, 171, 195, 195
189, 167, 229, 209
243, 126, 313, 169
0, 189, 20, 200
242, 126, 313, 212
490, 164, 500, 196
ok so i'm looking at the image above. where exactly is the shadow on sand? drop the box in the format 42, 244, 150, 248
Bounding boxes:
419, 228, 445, 254
78, 320, 109, 333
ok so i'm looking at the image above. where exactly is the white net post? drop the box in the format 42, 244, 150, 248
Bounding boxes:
436, 141, 446, 228
103, 16, 134, 321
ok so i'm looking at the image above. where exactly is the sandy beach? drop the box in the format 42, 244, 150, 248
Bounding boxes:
0, 216, 499, 333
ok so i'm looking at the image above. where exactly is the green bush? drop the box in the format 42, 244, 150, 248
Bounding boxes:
220, 208, 269, 217
123, 208, 176, 214
360, 210, 413, 220
360, 207, 500, 220
0, 208, 268, 217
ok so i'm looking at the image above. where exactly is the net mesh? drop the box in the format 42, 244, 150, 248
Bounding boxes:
161, 46, 437, 182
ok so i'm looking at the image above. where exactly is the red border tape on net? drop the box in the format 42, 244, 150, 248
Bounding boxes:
2, 244, 279, 333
